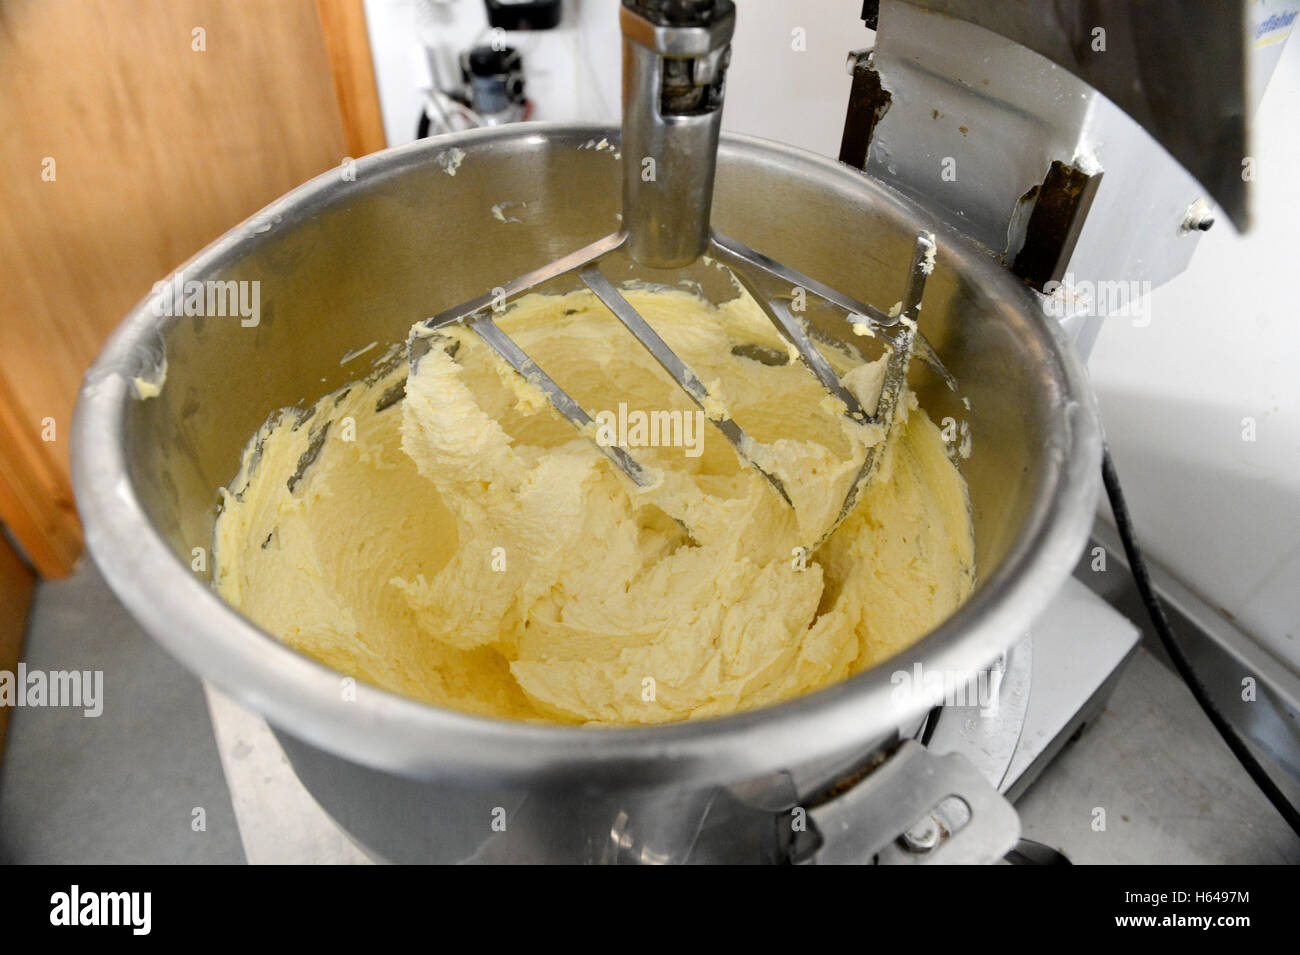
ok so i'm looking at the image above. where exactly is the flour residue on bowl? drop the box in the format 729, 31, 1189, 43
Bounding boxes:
436, 147, 466, 176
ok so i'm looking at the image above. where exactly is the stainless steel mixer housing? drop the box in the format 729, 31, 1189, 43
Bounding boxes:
72, 124, 1101, 862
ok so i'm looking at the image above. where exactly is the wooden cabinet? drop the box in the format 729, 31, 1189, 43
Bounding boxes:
0, 0, 384, 578
0, 530, 35, 760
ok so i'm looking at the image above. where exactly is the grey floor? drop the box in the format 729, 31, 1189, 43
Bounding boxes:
1015, 647, 1300, 864
0, 560, 244, 864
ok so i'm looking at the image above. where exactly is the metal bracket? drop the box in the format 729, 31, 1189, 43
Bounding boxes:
1010, 159, 1103, 292
801, 740, 1021, 864
838, 49, 891, 171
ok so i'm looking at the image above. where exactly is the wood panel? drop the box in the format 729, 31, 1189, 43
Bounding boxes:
0, 370, 81, 578
0, 0, 369, 576
0, 530, 36, 764
316, 0, 389, 158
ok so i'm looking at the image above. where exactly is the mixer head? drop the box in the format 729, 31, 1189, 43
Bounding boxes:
423, 0, 953, 544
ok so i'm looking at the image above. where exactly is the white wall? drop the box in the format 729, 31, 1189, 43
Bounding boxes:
364, 0, 867, 145
363, 0, 624, 144
1090, 35, 1300, 669
365, 0, 1300, 667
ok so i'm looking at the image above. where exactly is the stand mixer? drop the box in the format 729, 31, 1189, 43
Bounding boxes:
72, 0, 1298, 863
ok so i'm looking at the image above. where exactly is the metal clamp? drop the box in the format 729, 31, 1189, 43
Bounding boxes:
801, 740, 1021, 864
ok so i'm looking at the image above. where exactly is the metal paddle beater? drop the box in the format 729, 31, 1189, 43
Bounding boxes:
424, 0, 945, 542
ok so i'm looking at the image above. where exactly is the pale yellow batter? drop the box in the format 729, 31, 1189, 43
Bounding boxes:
213, 287, 974, 725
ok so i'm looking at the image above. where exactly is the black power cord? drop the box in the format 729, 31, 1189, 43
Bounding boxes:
1102, 444, 1300, 838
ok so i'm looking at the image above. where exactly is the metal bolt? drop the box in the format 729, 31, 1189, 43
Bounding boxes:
1180, 199, 1215, 235
900, 814, 942, 852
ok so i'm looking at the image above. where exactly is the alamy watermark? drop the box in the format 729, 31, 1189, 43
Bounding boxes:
594, 403, 705, 458
151, 270, 260, 326
1042, 272, 1152, 327
890, 662, 998, 718
50, 885, 150, 935
0, 665, 103, 717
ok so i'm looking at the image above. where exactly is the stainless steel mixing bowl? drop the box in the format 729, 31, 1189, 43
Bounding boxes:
72, 124, 1100, 863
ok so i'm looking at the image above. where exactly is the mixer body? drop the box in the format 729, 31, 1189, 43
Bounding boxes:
72, 126, 1101, 863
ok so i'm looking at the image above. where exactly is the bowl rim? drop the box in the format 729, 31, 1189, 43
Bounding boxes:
71, 122, 1102, 788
